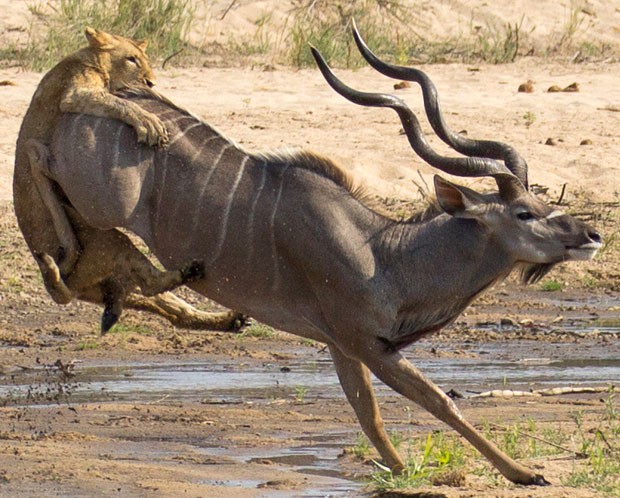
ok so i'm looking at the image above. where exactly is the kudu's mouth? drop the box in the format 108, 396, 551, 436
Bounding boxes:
567, 241, 602, 261
567, 226, 602, 260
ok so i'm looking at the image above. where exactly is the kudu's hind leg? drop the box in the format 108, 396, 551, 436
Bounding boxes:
355, 340, 549, 485
329, 345, 405, 473
25, 139, 80, 276
98, 259, 206, 334
100, 278, 127, 333
32, 226, 247, 333
70, 222, 248, 332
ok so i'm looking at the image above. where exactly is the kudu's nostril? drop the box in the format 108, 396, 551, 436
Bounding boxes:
588, 230, 602, 244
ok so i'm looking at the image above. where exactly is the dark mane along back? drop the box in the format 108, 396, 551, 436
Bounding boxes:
114, 85, 189, 115
254, 149, 379, 208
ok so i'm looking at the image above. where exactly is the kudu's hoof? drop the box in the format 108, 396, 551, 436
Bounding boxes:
514, 473, 550, 486
531, 474, 551, 486
180, 260, 206, 283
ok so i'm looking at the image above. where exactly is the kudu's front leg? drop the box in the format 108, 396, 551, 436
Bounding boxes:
352, 339, 549, 486
329, 344, 405, 473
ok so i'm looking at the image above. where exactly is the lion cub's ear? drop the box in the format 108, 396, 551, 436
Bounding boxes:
84, 27, 116, 50
134, 39, 148, 51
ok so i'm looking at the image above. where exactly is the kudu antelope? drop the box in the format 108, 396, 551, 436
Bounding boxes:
32, 27, 601, 485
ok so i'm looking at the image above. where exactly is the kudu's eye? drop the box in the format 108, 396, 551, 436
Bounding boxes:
516, 211, 535, 221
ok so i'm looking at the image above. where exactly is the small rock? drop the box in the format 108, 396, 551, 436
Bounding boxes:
580, 138, 593, 145
547, 85, 562, 92
393, 80, 411, 90
563, 82, 580, 92
545, 137, 558, 146
518, 80, 534, 93
500, 318, 517, 327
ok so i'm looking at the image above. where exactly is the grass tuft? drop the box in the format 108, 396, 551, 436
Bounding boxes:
1, 1, 616, 70
371, 392, 620, 494
11, 0, 194, 71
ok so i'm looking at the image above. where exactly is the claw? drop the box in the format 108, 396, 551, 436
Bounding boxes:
180, 260, 205, 283
229, 313, 251, 332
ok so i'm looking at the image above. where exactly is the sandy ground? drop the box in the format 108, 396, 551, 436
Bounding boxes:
1, 1, 620, 497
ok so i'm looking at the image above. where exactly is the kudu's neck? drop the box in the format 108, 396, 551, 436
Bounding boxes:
372, 214, 513, 346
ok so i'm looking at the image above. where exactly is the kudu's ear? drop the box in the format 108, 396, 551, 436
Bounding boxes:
434, 175, 485, 218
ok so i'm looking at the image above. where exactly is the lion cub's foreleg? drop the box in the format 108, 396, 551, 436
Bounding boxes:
60, 87, 168, 147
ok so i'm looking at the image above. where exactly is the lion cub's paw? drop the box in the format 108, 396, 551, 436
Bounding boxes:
135, 111, 169, 147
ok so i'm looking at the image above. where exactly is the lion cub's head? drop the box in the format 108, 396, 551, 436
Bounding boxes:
84, 27, 156, 91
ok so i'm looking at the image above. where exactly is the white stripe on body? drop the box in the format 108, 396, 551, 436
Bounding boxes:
208, 156, 249, 267
190, 142, 233, 237
153, 152, 170, 240
269, 164, 290, 292
246, 162, 268, 267
167, 121, 202, 148
189, 135, 221, 165
111, 124, 123, 171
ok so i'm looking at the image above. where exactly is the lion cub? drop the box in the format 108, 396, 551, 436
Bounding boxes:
14, 28, 207, 332
14, 27, 168, 277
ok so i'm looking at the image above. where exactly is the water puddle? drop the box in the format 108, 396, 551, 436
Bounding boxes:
1, 335, 619, 403
198, 440, 361, 497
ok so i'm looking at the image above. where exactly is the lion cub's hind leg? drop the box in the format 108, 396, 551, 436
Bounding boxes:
31, 251, 75, 305
25, 138, 80, 279
62, 217, 206, 334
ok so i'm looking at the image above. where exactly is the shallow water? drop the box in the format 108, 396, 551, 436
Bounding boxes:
203, 440, 361, 497
1, 337, 619, 404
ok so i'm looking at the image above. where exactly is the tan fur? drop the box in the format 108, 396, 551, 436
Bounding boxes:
15, 27, 166, 274
14, 28, 245, 333
22, 27, 167, 150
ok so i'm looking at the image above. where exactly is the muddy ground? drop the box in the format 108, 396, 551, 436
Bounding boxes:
0, 183, 619, 498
